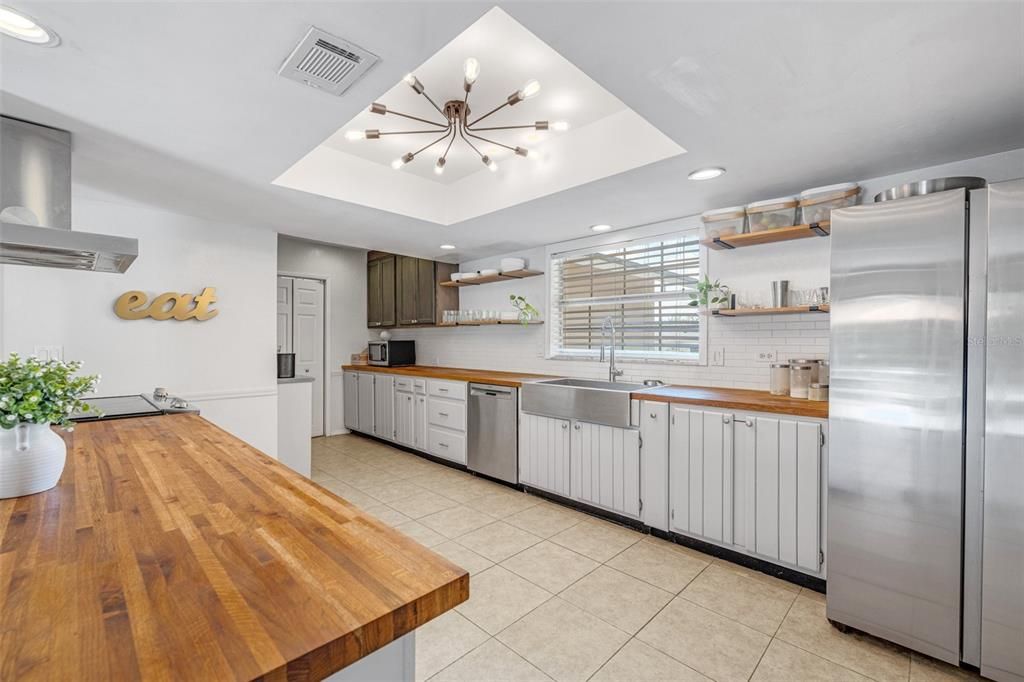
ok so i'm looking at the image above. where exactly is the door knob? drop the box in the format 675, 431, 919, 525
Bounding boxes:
574, 423, 581, 430
745, 418, 754, 427
562, 423, 568, 429
723, 416, 732, 424
649, 412, 657, 419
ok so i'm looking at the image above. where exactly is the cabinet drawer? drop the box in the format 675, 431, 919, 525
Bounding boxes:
428, 398, 467, 431
427, 379, 466, 401
394, 376, 414, 391
428, 427, 466, 464
414, 379, 427, 394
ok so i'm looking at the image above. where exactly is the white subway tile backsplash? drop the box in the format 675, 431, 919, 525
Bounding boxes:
386, 314, 829, 391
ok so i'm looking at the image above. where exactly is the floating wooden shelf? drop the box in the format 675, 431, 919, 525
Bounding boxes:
714, 304, 830, 317
701, 221, 831, 250
436, 319, 544, 327
440, 269, 544, 287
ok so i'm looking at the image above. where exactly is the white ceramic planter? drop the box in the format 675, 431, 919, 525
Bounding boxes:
0, 423, 67, 499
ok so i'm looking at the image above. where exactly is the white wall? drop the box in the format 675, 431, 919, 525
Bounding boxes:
277, 236, 367, 435
388, 148, 1024, 390
0, 189, 279, 453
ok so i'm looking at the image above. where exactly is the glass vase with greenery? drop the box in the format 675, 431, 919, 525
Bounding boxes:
687, 274, 730, 310
509, 294, 540, 327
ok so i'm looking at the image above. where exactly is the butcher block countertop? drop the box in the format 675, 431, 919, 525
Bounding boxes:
0, 415, 467, 681
632, 385, 828, 419
342, 364, 554, 387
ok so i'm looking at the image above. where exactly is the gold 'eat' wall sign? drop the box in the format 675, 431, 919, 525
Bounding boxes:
114, 287, 219, 321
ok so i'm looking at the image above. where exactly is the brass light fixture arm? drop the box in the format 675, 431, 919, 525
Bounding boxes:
463, 129, 517, 153
468, 124, 538, 132
466, 100, 511, 128
378, 129, 453, 136
409, 125, 455, 159
382, 108, 449, 128
457, 124, 485, 160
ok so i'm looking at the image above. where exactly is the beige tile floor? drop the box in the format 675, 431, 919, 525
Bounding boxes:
313, 434, 984, 682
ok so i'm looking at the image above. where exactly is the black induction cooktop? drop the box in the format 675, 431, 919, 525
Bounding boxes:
69, 394, 164, 422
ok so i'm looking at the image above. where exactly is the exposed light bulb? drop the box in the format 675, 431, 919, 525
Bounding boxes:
391, 153, 414, 170
481, 155, 498, 172
551, 121, 570, 132
521, 79, 541, 99
434, 157, 446, 175
463, 57, 480, 84
344, 130, 367, 141
687, 167, 726, 180
402, 73, 416, 86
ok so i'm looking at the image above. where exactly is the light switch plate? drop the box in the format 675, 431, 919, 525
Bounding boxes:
755, 348, 778, 363
33, 345, 64, 362
710, 347, 726, 366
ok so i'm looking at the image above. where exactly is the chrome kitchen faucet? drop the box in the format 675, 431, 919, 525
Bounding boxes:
599, 316, 625, 383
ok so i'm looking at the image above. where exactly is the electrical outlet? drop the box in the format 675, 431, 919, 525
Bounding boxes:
33, 345, 63, 361
755, 348, 778, 363
710, 347, 726, 366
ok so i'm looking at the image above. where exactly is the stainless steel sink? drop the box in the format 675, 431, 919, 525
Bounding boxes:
521, 378, 646, 428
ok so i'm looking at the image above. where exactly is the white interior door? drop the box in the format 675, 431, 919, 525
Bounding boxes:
293, 278, 325, 437
276, 277, 293, 353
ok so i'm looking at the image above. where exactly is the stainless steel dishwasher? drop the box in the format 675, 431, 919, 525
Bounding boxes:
467, 383, 519, 484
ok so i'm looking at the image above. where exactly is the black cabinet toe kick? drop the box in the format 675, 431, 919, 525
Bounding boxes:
341, 430, 826, 594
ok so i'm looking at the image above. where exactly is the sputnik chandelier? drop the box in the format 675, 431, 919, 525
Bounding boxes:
344, 57, 569, 175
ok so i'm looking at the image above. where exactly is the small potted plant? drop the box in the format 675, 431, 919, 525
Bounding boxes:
687, 274, 731, 311
509, 294, 540, 327
0, 354, 99, 499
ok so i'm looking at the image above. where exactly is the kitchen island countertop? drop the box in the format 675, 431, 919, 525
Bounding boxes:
0, 414, 467, 680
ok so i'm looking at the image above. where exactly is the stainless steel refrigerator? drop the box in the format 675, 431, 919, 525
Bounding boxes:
828, 177, 1023, 681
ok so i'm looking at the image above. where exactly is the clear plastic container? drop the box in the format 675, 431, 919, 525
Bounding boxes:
799, 183, 861, 225
701, 206, 747, 239
770, 363, 791, 396
746, 196, 798, 232
789, 363, 814, 399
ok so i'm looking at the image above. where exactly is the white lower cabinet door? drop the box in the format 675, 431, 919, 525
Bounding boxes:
395, 391, 415, 447
373, 375, 395, 441
413, 395, 427, 451
519, 413, 571, 496
357, 373, 375, 434
668, 407, 734, 543
570, 421, 641, 518
747, 416, 822, 572
343, 372, 359, 430
640, 402, 670, 531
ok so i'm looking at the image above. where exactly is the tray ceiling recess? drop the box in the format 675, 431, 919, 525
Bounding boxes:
278, 27, 379, 96
273, 7, 686, 225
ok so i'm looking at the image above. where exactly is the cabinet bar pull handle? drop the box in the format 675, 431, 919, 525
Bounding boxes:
438, 412, 449, 417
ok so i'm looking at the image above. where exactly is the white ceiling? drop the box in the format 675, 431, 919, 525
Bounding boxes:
276, 7, 684, 224
2, 1, 1022, 261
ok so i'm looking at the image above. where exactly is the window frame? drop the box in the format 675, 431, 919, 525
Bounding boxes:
544, 217, 708, 366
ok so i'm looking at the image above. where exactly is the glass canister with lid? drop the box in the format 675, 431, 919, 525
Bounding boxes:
789, 362, 816, 399
809, 383, 829, 401
770, 363, 791, 396
789, 358, 822, 384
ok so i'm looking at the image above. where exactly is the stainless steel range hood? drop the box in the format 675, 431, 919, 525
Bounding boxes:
0, 115, 137, 273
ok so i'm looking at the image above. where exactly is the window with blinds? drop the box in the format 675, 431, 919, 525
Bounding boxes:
550, 230, 703, 361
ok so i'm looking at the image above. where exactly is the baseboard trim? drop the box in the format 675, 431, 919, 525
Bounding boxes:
180, 387, 278, 402
521, 486, 646, 532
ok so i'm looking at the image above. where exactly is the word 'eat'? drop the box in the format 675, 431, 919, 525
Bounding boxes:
114, 287, 219, 321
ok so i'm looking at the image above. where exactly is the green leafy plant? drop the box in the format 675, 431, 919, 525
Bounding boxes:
509, 294, 540, 327
687, 274, 730, 308
0, 354, 100, 430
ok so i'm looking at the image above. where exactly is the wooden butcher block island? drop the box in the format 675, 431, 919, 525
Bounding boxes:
0, 414, 467, 681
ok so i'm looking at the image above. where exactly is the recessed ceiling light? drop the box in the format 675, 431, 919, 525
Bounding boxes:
439, 244, 456, 250
687, 167, 726, 181
590, 224, 612, 232
0, 5, 59, 46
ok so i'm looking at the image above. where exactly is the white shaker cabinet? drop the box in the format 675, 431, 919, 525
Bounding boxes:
640, 402, 670, 531
395, 389, 415, 447
357, 373, 375, 434
570, 421, 641, 519
669, 407, 735, 545
373, 374, 395, 441
343, 371, 359, 431
519, 413, 571, 497
413, 391, 427, 451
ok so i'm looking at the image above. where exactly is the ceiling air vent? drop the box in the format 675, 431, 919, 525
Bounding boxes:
278, 26, 379, 96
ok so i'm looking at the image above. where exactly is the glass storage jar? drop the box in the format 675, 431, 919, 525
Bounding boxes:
809, 383, 829, 401
770, 363, 791, 396
789, 358, 821, 384
789, 363, 815, 399
818, 361, 830, 385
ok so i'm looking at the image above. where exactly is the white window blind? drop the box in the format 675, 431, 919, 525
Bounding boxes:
550, 230, 703, 361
